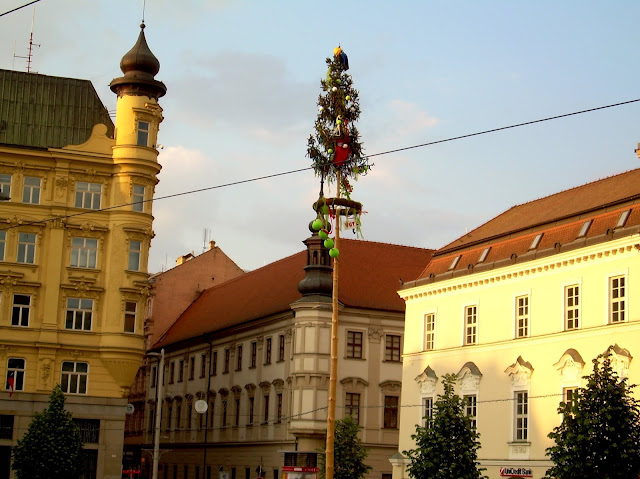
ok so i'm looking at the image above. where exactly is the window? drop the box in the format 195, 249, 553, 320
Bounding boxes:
150, 366, 157, 388
188, 401, 194, 429
17, 232, 36, 264
578, 220, 592, 238
265, 337, 272, 364
616, 209, 631, 228
70, 237, 98, 268
345, 392, 360, 424
424, 313, 435, 351
212, 351, 217, 376
248, 397, 255, 425
383, 396, 399, 428
515, 295, 529, 338
385, 335, 401, 362
529, 233, 543, 250
132, 184, 145, 212
449, 255, 461, 270
224, 349, 230, 373
124, 301, 136, 333
75, 182, 102, 210
169, 361, 175, 384
422, 397, 433, 428
263, 394, 270, 423
0, 415, 14, 440
478, 247, 491, 263
6, 358, 25, 393
11, 294, 31, 327
128, 240, 141, 271
236, 345, 243, 371
563, 387, 578, 414
0, 231, 6, 261
514, 391, 528, 441
346, 331, 363, 359
61, 361, 88, 394
165, 401, 172, 431
464, 306, 477, 345
22, 176, 41, 204
610, 276, 626, 323
276, 393, 283, 423
65, 298, 93, 331
565, 285, 580, 330
0, 174, 11, 200
137, 121, 150, 146
222, 398, 227, 428
464, 395, 477, 429
176, 401, 182, 429
178, 359, 184, 382
250, 341, 257, 368
189, 356, 195, 380
235, 398, 241, 426
278, 334, 285, 361
200, 353, 207, 378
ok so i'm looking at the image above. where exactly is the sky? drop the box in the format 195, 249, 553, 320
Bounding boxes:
2, 0, 640, 273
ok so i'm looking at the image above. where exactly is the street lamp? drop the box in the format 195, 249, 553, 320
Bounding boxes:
147, 349, 165, 479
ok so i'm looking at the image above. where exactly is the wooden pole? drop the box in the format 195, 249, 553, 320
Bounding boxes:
326, 172, 341, 479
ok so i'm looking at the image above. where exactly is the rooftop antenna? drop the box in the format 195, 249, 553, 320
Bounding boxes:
202, 228, 211, 253
142, 0, 146, 23
14, 7, 40, 72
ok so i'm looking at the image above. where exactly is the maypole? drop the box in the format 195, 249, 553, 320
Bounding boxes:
307, 47, 372, 479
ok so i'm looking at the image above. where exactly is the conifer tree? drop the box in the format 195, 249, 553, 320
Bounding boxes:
545, 347, 640, 479
404, 374, 486, 479
319, 416, 372, 479
12, 384, 84, 479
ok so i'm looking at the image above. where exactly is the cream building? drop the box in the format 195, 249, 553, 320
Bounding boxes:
0, 23, 165, 478
395, 168, 640, 479
140, 232, 433, 479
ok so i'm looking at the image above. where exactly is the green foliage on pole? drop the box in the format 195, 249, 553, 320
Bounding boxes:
544, 347, 640, 479
307, 47, 372, 199
12, 384, 84, 479
404, 374, 486, 479
319, 416, 372, 479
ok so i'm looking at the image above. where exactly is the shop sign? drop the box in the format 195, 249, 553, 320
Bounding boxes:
500, 466, 533, 477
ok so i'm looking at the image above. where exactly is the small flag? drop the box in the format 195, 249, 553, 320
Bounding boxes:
7, 372, 14, 397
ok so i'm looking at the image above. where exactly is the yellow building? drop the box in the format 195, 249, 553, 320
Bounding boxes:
0, 23, 165, 479
395, 168, 640, 479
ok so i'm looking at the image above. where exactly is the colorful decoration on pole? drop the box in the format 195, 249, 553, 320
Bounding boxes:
307, 46, 371, 255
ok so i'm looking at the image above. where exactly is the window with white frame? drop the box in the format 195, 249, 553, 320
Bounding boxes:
75, 182, 102, 210
514, 391, 528, 441
610, 275, 626, 323
124, 301, 137, 333
61, 361, 88, 394
128, 240, 141, 271
6, 358, 25, 392
17, 233, 36, 264
11, 294, 31, 327
0, 174, 11, 200
385, 334, 401, 362
265, 337, 272, 364
515, 295, 529, 338
464, 306, 477, 345
276, 393, 283, 423
137, 121, 150, 147
424, 313, 435, 351
464, 394, 477, 429
22, 176, 41, 204
565, 285, 580, 330
346, 331, 363, 359
422, 397, 434, 428
132, 184, 145, 212
250, 341, 257, 368
563, 387, 578, 415
65, 298, 93, 330
70, 237, 98, 268
0, 231, 6, 261
345, 392, 360, 424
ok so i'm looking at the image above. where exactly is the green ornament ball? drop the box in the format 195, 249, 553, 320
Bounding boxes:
336, 79, 341, 84
329, 248, 340, 258
321, 205, 329, 214
346, 95, 351, 100
328, 148, 334, 154
318, 230, 329, 240
324, 238, 334, 249
336, 119, 342, 125
312, 219, 323, 231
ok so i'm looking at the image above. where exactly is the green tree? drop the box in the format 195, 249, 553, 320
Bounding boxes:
404, 374, 486, 479
12, 384, 84, 479
319, 416, 372, 479
545, 347, 640, 479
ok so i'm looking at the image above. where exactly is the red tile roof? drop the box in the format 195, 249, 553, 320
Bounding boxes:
155, 239, 433, 348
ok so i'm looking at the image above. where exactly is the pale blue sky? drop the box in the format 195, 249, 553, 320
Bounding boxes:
2, 1, 639, 272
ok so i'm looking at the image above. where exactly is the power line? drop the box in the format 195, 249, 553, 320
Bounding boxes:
0, 0, 43, 18
0, 98, 637, 233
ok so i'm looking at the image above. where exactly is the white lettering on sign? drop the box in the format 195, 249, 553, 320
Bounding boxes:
499, 467, 533, 477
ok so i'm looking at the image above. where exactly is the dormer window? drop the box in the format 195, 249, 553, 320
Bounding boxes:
616, 210, 630, 229
577, 220, 592, 238
449, 255, 461, 270
137, 121, 150, 147
478, 247, 491, 263
529, 233, 543, 250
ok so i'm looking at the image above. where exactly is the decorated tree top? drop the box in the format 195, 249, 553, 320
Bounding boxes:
307, 47, 372, 199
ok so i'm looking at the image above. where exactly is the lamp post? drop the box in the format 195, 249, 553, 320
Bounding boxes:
147, 349, 165, 479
